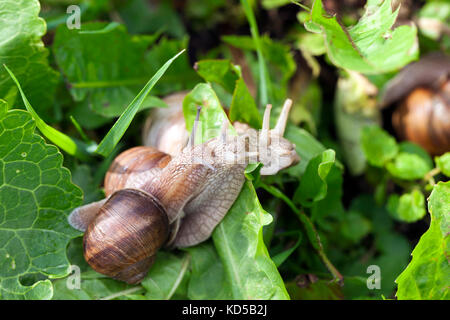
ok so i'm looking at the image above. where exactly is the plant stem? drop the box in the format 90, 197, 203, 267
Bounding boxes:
260, 182, 344, 285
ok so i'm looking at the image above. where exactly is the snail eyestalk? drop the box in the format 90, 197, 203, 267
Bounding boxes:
188, 105, 202, 148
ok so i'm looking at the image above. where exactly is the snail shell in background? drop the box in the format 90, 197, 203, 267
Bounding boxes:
392, 80, 450, 155
142, 92, 189, 156
380, 52, 450, 155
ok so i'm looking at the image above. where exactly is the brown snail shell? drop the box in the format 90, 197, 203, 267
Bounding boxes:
83, 188, 169, 284
104, 146, 171, 196
392, 82, 450, 155
380, 52, 450, 155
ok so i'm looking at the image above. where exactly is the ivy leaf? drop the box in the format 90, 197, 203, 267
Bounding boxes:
0, 0, 59, 118
436, 152, 450, 177
361, 125, 398, 167
294, 149, 337, 207
387, 190, 426, 223
141, 252, 190, 300
0, 105, 82, 299
396, 181, 450, 299
305, 0, 418, 74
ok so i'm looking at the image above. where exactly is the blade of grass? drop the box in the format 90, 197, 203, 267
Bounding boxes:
95, 49, 185, 157
272, 232, 302, 267
4, 65, 94, 161
240, 0, 272, 106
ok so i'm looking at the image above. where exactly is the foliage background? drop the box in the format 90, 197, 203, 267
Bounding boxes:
0, 0, 448, 300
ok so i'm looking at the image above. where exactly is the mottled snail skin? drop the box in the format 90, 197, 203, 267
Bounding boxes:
83, 188, 168, 284
392, 82, 450, 155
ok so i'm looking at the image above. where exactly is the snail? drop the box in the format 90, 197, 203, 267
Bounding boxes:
380, 52, 450, 155
68, 99, 300, 284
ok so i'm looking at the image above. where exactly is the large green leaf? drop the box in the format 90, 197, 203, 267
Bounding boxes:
212, 181, 290, 299
53, 22, 154, 118
396, 181, 450, 299
53, 23, 197, 118
185, 243, 232, 299
141, 252, 190, 300
194, 59, 262, 128
0, 0, 58, 118
305, 0, 418, 74
0, 105, 82, 299
183, 84, 290, 299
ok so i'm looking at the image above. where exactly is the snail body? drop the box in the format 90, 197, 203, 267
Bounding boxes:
69, 99, 299, 284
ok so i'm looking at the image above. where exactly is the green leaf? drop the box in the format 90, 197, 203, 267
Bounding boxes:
185, 243, 232, 299
222, 35, 296, 104
436, 152, 450, 177
386, 152, 432, 180
399, 142, 433, 169
183, 86, 290, 299
53, 21, 196, 118
0, 106, 82, 299
141, 251, 190, 300
396, 181, 450, 299
305, 0, 418, 74
144, 37, 200, 95
52, 274, 138, 300
195, 59, 261, 128
212, 181, 290, 299
0, 0, 59, 118
284, 125, 327, 177
195, 59, 240, 93
271, 233, 302, 267
286, 278, 344, 300
387, 190, 426, 223
340, 211, 372, 243
183, 83, 233, 142
95, 49, 185, 157
294, 149, 337, 207
361, 126, 398, 167
53, 22, 153, 118
4, 65, 94, 161
229, 77, 262, 129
